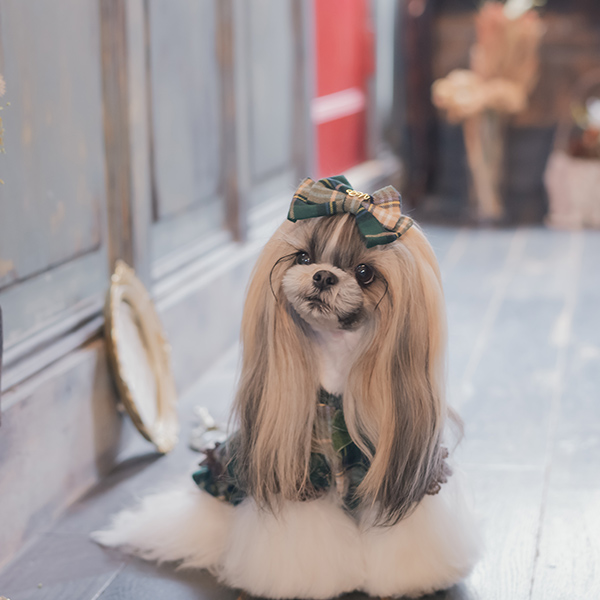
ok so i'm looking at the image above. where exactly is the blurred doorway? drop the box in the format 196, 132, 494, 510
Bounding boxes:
312, 0, 374, 177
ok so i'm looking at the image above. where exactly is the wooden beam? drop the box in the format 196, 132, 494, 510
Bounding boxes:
291, 0, 316, 180
100, 0, 152, 285
218, 0, 247, 242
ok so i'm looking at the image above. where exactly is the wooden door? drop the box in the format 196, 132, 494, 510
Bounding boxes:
313, 0, 374, 177
0, 1, 110, 385
145, 0, 226, 278
236, 0, 304, 207
145, 0, 306, 282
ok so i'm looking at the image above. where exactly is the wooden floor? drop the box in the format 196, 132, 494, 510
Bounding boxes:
1, 226, 599, 599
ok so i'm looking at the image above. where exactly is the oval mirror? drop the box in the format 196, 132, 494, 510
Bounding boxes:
105, 261, 178, 453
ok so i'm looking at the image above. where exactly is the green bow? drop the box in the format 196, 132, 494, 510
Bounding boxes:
287, 175, 413, 248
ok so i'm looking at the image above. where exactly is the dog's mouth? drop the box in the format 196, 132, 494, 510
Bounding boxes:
302, 295, 362, 329
305, 295, 331, 313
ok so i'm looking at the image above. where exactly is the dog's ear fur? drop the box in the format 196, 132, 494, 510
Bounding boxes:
232, 226, 319, 508
344, 225, 450, 524
233, 221, 452, 522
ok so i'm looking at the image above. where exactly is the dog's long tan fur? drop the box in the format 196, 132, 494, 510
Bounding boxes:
233, 214, 455, 524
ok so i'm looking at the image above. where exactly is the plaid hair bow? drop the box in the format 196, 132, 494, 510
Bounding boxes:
287, 175, 413, 248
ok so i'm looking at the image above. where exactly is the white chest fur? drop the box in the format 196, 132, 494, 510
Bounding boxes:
312, 327, 364, 395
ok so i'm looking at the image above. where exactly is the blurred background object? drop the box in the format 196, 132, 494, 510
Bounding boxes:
545, 68, 600, 228
403, 0, 600, 224
432, 1, 544, 222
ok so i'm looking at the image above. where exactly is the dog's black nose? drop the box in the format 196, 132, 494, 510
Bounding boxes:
313, 270, 338, 290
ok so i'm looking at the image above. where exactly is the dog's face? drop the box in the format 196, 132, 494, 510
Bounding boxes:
280, 214, 388, 331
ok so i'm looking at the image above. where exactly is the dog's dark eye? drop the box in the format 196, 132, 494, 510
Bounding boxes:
355, 263, 375, 285
296, 251, 312, 266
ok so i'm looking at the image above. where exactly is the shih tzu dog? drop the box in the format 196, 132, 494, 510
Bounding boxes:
94, 176, 481, 599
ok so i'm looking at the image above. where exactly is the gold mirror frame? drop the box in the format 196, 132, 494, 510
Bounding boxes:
105, 261, 179, 453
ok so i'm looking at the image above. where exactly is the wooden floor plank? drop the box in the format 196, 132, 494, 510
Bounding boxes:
441, 228, 525, 410
460, 467, 546, 600
98, 557, 237, 600
451, 229, 580, 599
457, 230, 577, 465
0, 532, 124, 600
531, 230, 600, 599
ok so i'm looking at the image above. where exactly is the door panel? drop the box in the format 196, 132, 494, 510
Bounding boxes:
247, 0, 294, 183
0, 1, 105, 288
0, 0, 109, 350
147, 0, 225, 266
148, 0, 222, 221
